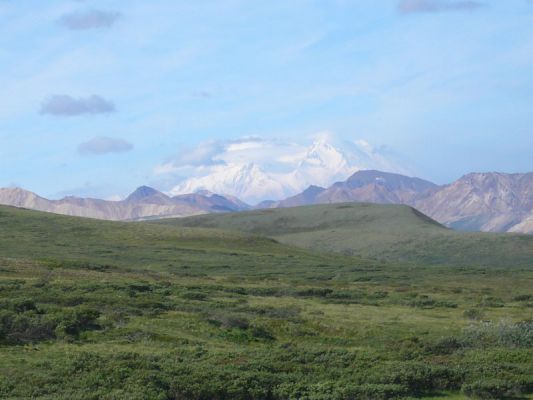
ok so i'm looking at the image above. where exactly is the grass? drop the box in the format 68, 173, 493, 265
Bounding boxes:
0, 204, 532, 399
152, 202, 533, 267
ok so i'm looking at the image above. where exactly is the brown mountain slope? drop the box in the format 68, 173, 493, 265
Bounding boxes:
261, 170, 436, 209
259, 170, 533, 234
414, 172, 533, 233
0, 186, 248, 221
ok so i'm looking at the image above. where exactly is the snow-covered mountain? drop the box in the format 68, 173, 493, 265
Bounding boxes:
170, 163, 293, 205
169, 137, 403, 204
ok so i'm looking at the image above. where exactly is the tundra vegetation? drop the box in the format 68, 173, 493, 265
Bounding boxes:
0, 204, 532, 399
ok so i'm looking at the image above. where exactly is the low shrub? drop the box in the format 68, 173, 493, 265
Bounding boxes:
208, 314, 250, 330
462, 321, 533, 348
296, 288, 333, 298
250, 326, 275, 341
380, 362, 463, 393
403, 295, 457, 309
0, 310, 56, 344
54, 308, 101, 339
512, 294, 532, 302
425, 337, 462, 355
181, 292, 208, 301
462, 379, 522, 399
463, 308, 484, 321
479, 296, 505, 308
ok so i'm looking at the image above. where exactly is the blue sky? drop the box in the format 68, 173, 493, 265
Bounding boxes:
1, 0, 533, 199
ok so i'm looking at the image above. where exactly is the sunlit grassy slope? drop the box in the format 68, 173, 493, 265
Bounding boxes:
152, 203, 533, 267
0, 205, 532, 399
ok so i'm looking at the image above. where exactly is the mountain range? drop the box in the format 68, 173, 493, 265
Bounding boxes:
263, 170, 533, 234
0, 186, 248, 221
169, 137, 403, 204
1, 169, 532, 234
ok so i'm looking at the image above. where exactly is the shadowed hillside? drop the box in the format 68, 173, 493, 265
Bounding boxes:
0, 204, 323, 277
153, 203, 533, 267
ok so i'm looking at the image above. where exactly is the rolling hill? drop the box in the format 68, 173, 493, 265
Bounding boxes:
0, 205, 532, 399
0, 204, 297, 272
152, 202, 533, 267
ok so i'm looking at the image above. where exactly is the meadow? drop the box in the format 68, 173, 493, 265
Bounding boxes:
0, 204, 532, 399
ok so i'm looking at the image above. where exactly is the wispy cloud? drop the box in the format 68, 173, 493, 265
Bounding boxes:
164, 137, 265, 170
40, 95, 115, 116
192, 90, 212, 99
58, 9, 121, 30
78, 137, 133, 156
398, 0, 486, 14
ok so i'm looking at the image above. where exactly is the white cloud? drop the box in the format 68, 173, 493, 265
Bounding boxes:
155, 134, 407, 203
41, 95, 115, 116
398, 0, 486, 14
78, 137, 133, 155
105, 194, 124, 201
58, 9, 121, 30
153, 162, 178, 175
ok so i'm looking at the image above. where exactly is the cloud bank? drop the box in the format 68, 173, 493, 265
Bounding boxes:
58, 9, 121, 30
399, 0, 486, 13
40, 95, 115, 116
167, 137, 265, 169
78, 137, 133, 155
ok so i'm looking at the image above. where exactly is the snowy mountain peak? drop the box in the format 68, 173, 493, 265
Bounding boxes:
168, 137, 404, 204
170, 162, 292, 204
300, 139, 347, 169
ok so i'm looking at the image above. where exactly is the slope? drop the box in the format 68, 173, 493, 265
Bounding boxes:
0, 204, 313, 275
153, 203, 533, 267
414, 172, 533, 233
0, 186, 248, 222
0, 205, 532, 399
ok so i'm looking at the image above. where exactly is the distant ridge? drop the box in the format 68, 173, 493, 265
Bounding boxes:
414, 172, 533, 233
262, 170, 436, 209
0, 186, 248, 221
2, 169, 533, 234
257, 170, 533, 234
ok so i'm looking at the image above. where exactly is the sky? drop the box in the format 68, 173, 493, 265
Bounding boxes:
1, 0, 533, 199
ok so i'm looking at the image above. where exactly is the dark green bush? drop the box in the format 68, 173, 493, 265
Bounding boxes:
54, 308, 101, 339
462, 379, 522, 399
296, 288, 334, 298
463, 308, 485, 321
425, 337, 462, 355
11, 299, 38, 313
346, 383, 408, 400
250, 326, 275, 341
479, 296, 505, 308
463, 308, 484, 321
404, 295, 457, 309
380, 363, 463, 393
0, 310, 56, 344
181, 291, 208, 301
462, 321, 533, 348
208, 314, 250, 330
512, 294, 532, 302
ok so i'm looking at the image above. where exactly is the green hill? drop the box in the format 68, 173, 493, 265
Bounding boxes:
0, 205, 532, 399
0, 204, 302, 273
152, 202, 533, 267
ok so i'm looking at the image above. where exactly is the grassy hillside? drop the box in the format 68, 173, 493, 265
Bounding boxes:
0, 205, 532, 399
153, 203, 533, 267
